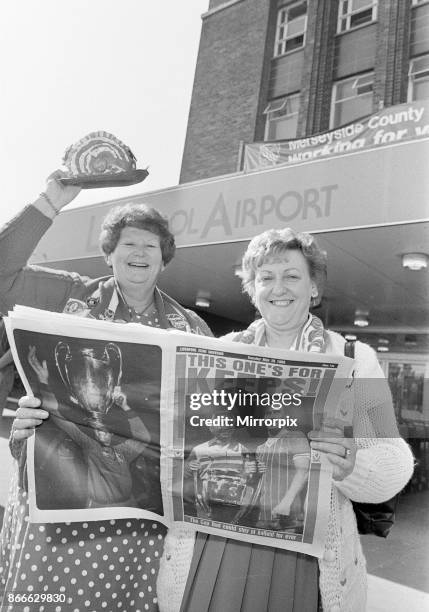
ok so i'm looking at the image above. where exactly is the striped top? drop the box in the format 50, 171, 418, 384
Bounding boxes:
256, 431, 310, 520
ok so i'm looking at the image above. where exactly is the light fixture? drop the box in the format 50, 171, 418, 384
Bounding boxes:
344, 334, 357, 341
401, 252, 428, 271
354, 309, 369, 327
377, 338, 389, 352
354, 316, 368, 327
195, 297, 210, 309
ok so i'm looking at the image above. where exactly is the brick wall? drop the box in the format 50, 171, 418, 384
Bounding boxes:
180, 0, 271, 183
375, 0, 413, 109
391, 0, 412, 105
302, 0, 339, 135
181, 0, 415, 182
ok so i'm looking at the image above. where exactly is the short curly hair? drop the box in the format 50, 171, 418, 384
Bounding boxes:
99, 203, 176, 265
237, 228, 327, 306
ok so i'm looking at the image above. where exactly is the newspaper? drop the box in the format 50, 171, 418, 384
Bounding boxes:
5, 307, 354, 557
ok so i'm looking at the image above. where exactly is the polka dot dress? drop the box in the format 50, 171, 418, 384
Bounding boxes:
0, 313, 167, 612
0, 470, 166, 612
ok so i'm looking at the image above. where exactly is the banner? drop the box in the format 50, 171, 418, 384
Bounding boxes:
243, 100, 429, 172
6, 307, 354, 557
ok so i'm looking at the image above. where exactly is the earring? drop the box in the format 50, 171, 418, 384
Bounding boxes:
310, 288, 319, 308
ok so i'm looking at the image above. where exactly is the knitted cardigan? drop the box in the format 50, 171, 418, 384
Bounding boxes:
157, 330, 414, 612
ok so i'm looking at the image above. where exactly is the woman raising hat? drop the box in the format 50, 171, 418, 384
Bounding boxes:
0, 170, 211, 611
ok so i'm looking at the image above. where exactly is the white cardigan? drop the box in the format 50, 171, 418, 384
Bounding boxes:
157, 330, 414, 612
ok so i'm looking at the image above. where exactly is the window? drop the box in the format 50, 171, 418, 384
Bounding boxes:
274, 1, 307, 57
264, 94, 300, 141
408, 55, 429, 100
330, 73, 374, 128
337, 0, 378, 33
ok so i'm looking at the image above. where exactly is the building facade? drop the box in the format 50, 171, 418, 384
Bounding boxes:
177, 0, 429, 431
180, 0, 429, 183
22, 0, 429, 427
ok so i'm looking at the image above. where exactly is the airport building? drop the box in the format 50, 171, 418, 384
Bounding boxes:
177, 0, 429, 428
1, 4, 428, 600
29, 0, 429, 429
181, 0, 429, 181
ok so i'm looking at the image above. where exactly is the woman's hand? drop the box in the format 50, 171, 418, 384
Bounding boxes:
308, 430, 357, 481
28, 346, 49, 384
45, 169, 81, 211
12, 396, 49, 441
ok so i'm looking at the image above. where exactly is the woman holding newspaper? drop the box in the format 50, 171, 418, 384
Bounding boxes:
0, 171, 211, 612
159, 228, 414, 612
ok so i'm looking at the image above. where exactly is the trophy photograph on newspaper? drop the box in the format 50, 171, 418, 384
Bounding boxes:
12, 328, 163, 519
6, 309, 354, 555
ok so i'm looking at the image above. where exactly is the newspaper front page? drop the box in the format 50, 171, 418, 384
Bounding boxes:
6, 307, 354, 557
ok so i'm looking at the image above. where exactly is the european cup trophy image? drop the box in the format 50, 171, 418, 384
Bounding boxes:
54, 341, 123, 443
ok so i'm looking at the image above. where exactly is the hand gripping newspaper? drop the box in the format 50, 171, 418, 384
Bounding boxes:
5, 306, 354, 558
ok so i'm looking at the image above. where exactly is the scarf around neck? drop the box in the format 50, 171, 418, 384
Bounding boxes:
234, 313, 326, 353
62, 277, 211, 336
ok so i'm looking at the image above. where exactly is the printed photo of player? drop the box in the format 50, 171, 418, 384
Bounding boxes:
184, 404, 262, 524
255, 405, 310, 533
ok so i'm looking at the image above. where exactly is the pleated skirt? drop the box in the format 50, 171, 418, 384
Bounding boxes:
180, 533, 320, 612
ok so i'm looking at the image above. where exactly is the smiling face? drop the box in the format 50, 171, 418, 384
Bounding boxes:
254, 249, 317, 336
106, 226, 164, 295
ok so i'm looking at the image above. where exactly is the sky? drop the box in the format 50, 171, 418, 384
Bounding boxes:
0, 0, 209, 225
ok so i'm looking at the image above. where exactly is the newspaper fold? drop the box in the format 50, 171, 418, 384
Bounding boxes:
5, 306, 354, 557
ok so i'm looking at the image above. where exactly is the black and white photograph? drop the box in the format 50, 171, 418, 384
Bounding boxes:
183, 403, 263, 526
182, 401, 311, 535
0, 1, 428, 611
13, 330, 163, 517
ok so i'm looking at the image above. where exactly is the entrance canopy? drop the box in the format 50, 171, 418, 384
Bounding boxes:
31, 139, 429, 353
